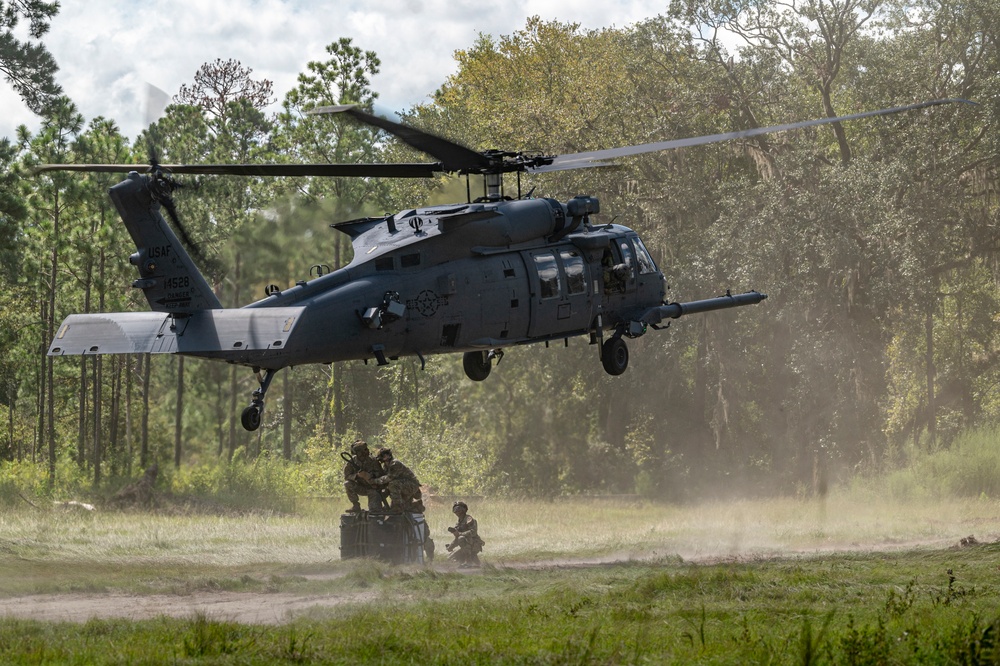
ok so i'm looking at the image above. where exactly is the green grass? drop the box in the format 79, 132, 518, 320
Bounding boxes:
0, 547, 998, 663
0, 494, 999, 663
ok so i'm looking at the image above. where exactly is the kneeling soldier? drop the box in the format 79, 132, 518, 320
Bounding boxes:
446, 501, 484, 567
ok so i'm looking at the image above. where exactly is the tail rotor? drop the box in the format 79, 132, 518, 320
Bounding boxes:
144, 147, 219, 278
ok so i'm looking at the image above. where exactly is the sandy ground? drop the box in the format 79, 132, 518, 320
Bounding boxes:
0, 590, 378, 624
0, 539, 969, 624
0, 563, 498, 624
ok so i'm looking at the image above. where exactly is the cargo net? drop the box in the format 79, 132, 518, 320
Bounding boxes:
340, 511, 434, 564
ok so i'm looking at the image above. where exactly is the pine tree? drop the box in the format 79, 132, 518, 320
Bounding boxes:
0, 0, 61, 114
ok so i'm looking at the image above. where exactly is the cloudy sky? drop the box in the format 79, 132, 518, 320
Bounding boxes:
1, 0, 671, 141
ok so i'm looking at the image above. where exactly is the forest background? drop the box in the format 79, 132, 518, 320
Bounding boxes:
0, 0, 997, 503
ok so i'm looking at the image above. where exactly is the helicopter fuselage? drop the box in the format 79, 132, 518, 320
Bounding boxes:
241, 197, 666, 368
49, 172, 764, 430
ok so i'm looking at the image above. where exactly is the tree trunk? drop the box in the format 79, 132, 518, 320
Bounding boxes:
333, 362, 344, 435
93, 355, 102, 485
125, 354, 133, 476
174, 356, 184, 468
411, 360, 420, 408
35, 295, 43, 464
925, 308, 936, 447
140, 354, 150, 468
216, 376, 225, 457
108, 357, 122, 476
93, 245, 107, 486
331, 240, 345, 436
46, 198, 59, 486
77, 357, 88, 467
77, 264, 92, 468
228, 365, 238, 460
696, 320, 711, 451
227, 253, 241, 460
282, 368, 292, 460
319, 368, 334, 444
7, 397, 15, 461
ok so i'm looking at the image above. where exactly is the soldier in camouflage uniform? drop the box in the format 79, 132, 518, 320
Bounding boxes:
343, 440, 385, 512
445, 501, 484, 567
361, 447, 425, 514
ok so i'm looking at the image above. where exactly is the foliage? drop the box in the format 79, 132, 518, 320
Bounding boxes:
166, 456, 298, 513
381, 405, 497, 495
0, 6, 998, 498
877, 426, 1000, 499
175, 58, 275, 125
0, 0, 60, 114
0, 456, 90, 505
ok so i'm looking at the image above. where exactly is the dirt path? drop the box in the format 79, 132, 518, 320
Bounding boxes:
0, 539, 968, 624
0, 589, 379, 624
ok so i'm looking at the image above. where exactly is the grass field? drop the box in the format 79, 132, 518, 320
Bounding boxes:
0, 493, 998, 663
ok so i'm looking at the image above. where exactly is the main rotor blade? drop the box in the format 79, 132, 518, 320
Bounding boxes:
544, 98, 976, 170
309, 104, 491, 172
32, 163, 150, 174
33, 162, 444, 178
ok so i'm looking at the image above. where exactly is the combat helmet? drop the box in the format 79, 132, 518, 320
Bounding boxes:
351, 439, 369, 454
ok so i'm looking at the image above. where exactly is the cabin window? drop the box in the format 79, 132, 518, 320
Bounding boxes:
401, 253, 421, 268
632, 238, 658, 275
375, 257, 394, 271
533, 252, 561, 299
559, 249, 586, 295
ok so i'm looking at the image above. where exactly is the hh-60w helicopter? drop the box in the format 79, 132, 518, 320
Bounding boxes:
38, 98, 969, 430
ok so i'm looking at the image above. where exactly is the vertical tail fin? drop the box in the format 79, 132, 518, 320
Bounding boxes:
109, 172, 222, 313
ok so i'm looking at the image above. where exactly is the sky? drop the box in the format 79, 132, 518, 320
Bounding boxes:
0, 0, 671, 141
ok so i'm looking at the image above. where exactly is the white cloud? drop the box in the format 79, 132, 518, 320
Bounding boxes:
1, 0, 668, 141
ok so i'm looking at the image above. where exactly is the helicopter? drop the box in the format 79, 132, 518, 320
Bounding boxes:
38, 98, 970, 431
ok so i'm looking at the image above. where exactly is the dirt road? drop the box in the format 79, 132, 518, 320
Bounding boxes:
0, 539, 969, 624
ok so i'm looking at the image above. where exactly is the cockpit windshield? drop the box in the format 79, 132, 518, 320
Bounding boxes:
632, 237, 658, 275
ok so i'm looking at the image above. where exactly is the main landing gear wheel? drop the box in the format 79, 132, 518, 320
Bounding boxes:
601, 337, 629, 376
241, 405, 262, 431
463, 351, 492, 381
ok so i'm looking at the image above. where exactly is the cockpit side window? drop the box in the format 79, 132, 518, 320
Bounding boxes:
602, 245, 627, 294
618, 241, 635, 280
631, 237, 658, 275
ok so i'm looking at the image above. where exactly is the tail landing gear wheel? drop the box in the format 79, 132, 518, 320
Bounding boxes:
239, 368, 276, 431
463, 351, 492, 381
601, 337, 629, 375
241, 405, 262, 431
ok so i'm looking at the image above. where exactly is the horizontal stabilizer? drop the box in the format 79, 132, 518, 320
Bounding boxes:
49, 308, 306, 361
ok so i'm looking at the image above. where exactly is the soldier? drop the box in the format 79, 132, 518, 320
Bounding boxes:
361, 447, 425, 514
601, 248, 628, 293
445, 500, 484, 567
343, 440, 385, 512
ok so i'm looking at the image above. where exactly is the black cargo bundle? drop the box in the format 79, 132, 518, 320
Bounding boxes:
340, 511, 431, 564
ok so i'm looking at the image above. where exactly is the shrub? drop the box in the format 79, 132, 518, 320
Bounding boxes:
880, 426, 1000, 499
